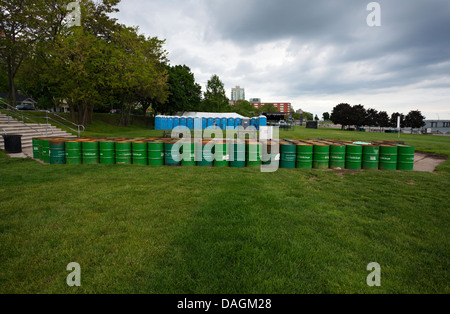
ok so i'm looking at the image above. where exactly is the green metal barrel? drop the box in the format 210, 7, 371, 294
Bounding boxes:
32, 138, 40, 159
379, 146, 398, 171
345, 145, 363, 170
196, 141, 214, 167
362, 145, 380, 170
230, 141, 246, 168
280, 142, 296, 169
82, 141, 99, 164
313, 144, 330, 169
296, 143, 313, 169
214, 141, 229, 168
246, 140, 261, 167
40, 138, 51, 163
148, 141, 164, 166
49, 140, 66, 164
164, 141, 181, 166
132, 141, 148, 166
329, 144, 346, 169
181, 141, 196, 167
115, 141, 132, 165
99, 141, 115, 165
397, 145, 415, 171
65, 141, 82, 165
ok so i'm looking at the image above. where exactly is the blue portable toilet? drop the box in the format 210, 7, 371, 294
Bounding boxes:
227, 118, 235, 130
202, 117, 207, 130
259, 115, 267, 128
187, 117, 194, 130
207, 117, 214, 128
221, 117, 228, 130
194, 117, 201, 130
235, 118, 242, 128
213, 118, 220, 129
173, 116, 179, 128
168, 117, 174, 130
180, 117, 187, 127
155, 115, 162, 130
161, 116, 166, 130
251, 118, 257, 127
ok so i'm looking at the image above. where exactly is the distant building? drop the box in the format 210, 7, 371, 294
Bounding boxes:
249, 98, 261, 103
423, 120, 450, 135
250, 102, 292, 113
231, 86, 245, 102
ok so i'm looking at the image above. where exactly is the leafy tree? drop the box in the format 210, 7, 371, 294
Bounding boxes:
302, 112, 313, 121
390, 112, 406, 128
314, 115, 319, 121
0, 0, 53, 105
322, 112, 330, 121
330, 103, 352, 129
260, 103, 279, 113
157, 65, 202, 115
348, 104, 366, 128
376, 111, 390, 130
365, 108, 378, 130
203, 75, 229, 112
235, 99, 257, 117
405, 110, 426, 131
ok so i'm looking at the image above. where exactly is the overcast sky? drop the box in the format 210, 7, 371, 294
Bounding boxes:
113, 0, 450, 119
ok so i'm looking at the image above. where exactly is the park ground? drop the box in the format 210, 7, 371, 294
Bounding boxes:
0, 115, 449, 294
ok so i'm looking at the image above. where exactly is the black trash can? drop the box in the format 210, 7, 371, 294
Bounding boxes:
2, 134, 23, 153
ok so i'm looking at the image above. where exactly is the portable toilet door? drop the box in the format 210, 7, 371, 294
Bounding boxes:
259, 115, 267, 127
162, 116, 167, 130
251, 118, 257, 128
173, 116, 180, 128
155, 115, 162, 130
194, 117, 201, 130
202, 117, 207, 130
221, 117, 228, 130
187, 117, 194, 130
235, 118, 242, 128
180, 117, 187, 128
168, 117, 174, 130
242, 119, 250, 129
207, 117, 214, 128
214, 117, 221, 129
228, 118, 235, 130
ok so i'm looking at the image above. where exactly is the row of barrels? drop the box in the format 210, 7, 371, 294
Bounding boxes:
32, 137, 415, 170
278, 139, 414, 170
31, 137, 265, 168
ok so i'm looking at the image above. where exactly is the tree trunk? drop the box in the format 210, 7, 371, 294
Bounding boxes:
7, 60, 16, 106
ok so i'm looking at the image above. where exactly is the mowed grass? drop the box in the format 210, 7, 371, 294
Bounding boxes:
0, 126, 449, 294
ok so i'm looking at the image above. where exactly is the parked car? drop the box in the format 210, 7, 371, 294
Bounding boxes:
15, 103, 36, 111
109, 109, 121, 114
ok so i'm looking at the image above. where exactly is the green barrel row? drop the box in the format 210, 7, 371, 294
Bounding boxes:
31, 138, 415, 171
49, 140, 66, 165
230, 141, 246, 168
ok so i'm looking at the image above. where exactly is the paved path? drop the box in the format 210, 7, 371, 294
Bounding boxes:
414, 152, 447, 173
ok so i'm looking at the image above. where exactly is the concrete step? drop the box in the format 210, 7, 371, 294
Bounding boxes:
0, 112, 77, 151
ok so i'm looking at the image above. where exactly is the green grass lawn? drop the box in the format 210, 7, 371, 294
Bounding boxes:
0, 124, 449, 294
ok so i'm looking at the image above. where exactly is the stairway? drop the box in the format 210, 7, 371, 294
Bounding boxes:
0, 112, 77, 155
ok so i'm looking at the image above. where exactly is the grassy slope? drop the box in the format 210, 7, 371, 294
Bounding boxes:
0, 123, 449, 294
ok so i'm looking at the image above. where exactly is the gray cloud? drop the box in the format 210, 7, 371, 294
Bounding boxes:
115, 0, 450, 118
